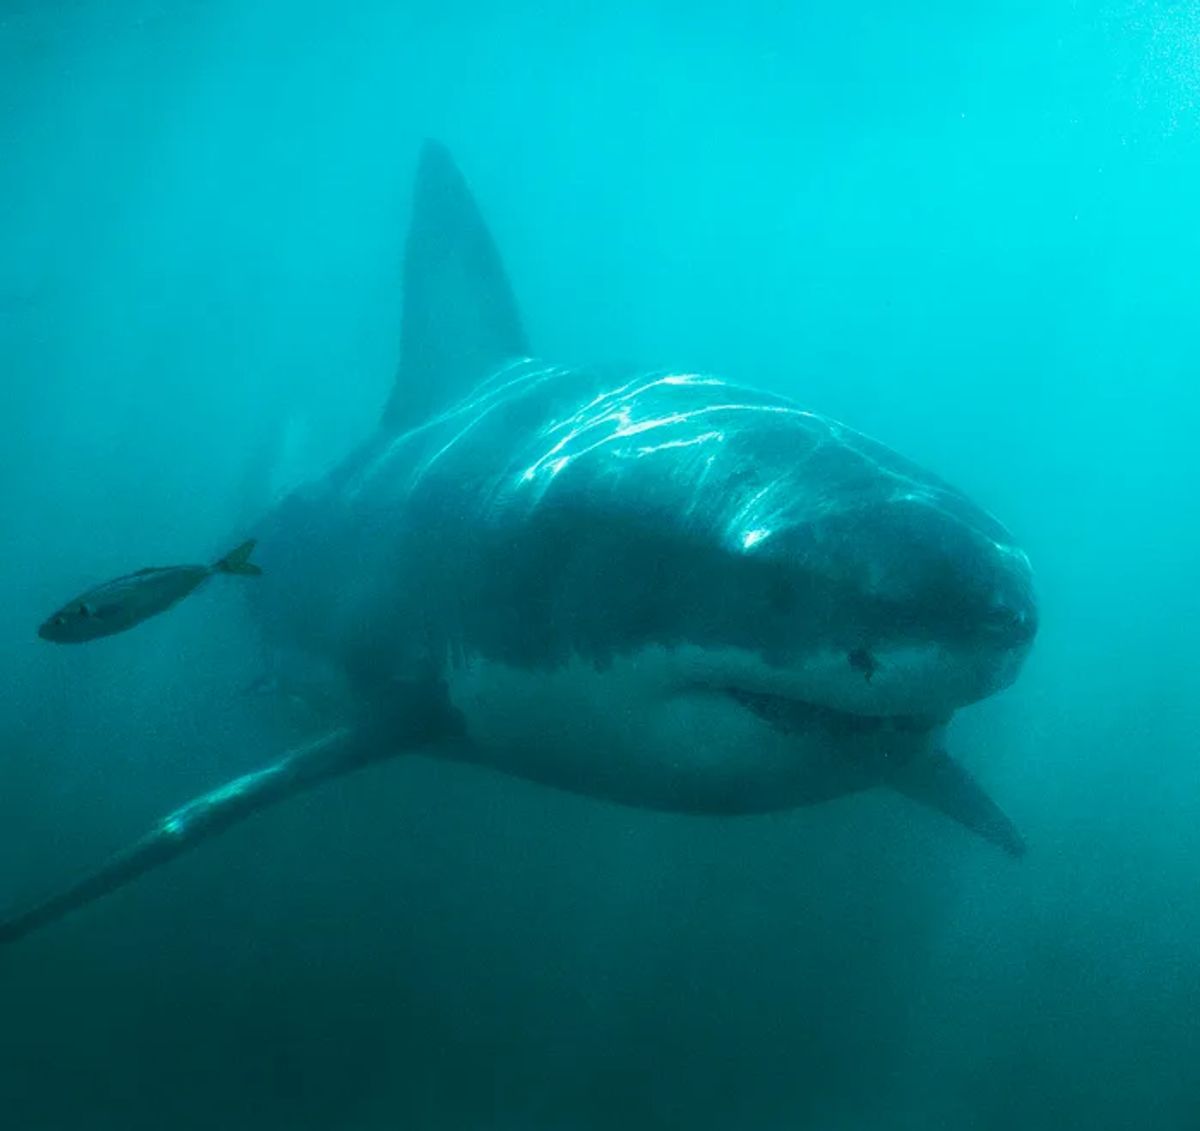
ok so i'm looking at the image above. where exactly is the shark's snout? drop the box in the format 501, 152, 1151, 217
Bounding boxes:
762, 491, 1038, 716
856, 496, 1036, 652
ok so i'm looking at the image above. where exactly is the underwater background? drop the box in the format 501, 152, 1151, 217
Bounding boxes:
1, 0, 1198, 1127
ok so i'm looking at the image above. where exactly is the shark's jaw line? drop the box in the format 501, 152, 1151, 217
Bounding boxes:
722, 684, 938, 745
429, 642, 956, 820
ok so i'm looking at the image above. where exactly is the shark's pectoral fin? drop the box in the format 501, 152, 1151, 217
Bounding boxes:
0, 680, 465, 946
0, 728, 375, 945
884, 750, 1026, 858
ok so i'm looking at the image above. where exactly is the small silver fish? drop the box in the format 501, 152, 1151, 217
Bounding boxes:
38, 539, 262, 644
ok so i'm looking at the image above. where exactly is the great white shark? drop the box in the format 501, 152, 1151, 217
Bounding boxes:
0, 141, 1037, 944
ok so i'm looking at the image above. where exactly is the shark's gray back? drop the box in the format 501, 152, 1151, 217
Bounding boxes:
254, 348, 1022, 700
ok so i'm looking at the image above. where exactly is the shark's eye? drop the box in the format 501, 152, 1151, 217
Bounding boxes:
78, 603, 92, 618
53, 615, 65, 626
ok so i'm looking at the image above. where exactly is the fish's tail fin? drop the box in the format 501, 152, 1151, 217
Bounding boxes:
212, 538, 262, 576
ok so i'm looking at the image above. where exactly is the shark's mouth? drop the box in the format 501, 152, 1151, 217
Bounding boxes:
722, 686, 1025, 858
725, 686, 936, 745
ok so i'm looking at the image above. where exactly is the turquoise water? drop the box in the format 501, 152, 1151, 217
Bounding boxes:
2, 1, 1198, 1127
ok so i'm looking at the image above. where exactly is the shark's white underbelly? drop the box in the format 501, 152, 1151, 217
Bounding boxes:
439, 645, 866, 814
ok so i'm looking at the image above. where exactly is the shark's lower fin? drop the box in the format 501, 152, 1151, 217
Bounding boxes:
0, 676, 465, 945
886, 750, 1026, 858
1, 727, 383, 945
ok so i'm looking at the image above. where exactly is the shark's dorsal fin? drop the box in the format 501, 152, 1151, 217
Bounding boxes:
381, 140, 529, 432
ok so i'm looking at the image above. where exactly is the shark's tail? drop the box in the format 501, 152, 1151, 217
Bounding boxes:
212, 538, 262, 576
0, 727, 369, 945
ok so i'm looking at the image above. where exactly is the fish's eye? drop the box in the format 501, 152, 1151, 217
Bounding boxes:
77, 603, 92, 618
53, 615, 65, 626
